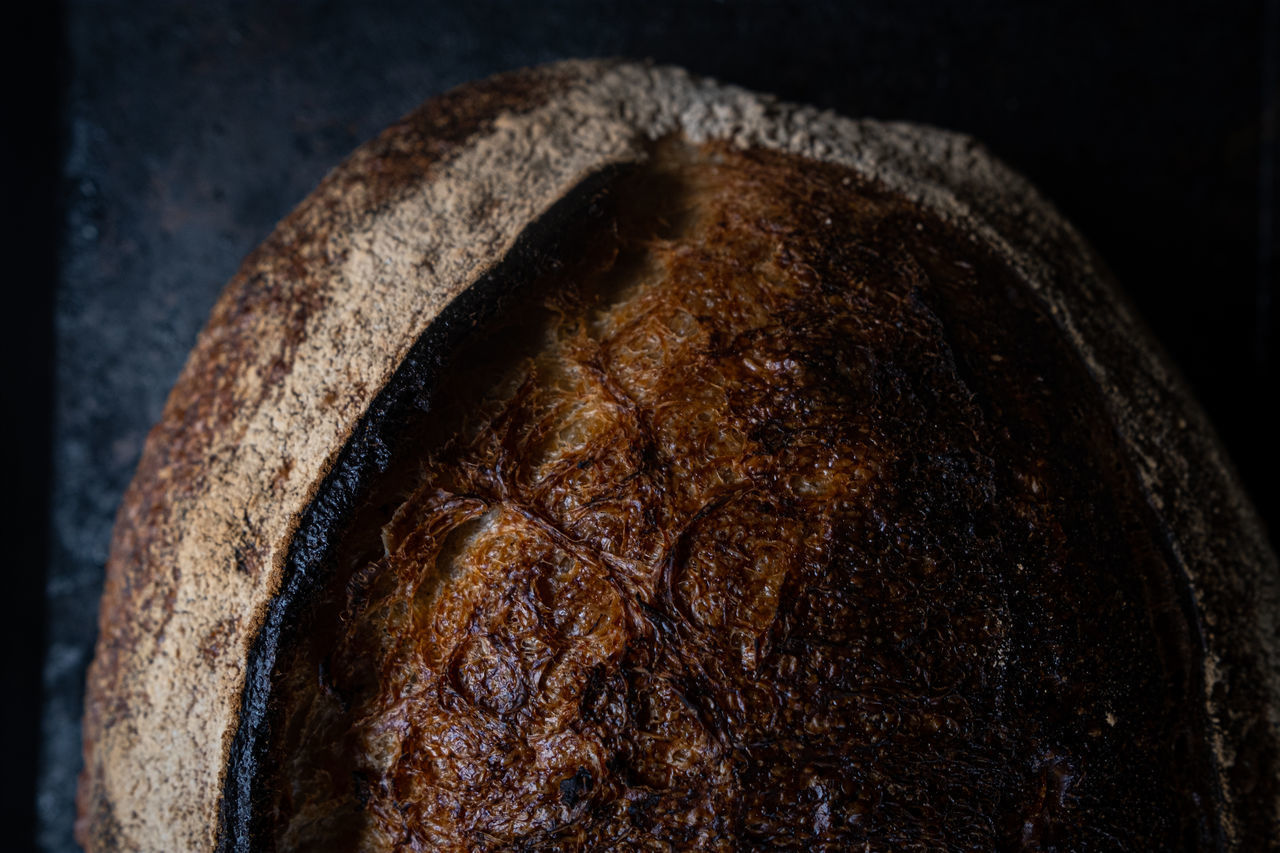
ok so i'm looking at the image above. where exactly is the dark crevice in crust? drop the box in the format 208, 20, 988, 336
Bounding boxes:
219, 163, 628, 853
232, 142, 1225, 850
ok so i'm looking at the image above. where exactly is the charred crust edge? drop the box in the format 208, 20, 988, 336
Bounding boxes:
77, 60, 594, 853
218, 166, 626, 852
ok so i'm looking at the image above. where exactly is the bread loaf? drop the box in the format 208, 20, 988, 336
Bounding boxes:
77, 60, 1280, 851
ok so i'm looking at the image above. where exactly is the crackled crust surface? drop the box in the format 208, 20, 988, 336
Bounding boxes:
266, 141, 1220, 850
78, 60, 1280, 851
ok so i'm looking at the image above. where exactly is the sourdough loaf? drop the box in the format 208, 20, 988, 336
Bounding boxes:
78, 60, 1280, 851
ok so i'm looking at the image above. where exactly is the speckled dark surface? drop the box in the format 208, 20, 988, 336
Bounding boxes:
29, 1, 1277, 851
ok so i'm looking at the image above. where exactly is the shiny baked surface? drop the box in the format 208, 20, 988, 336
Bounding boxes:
267, 141, 1213, 850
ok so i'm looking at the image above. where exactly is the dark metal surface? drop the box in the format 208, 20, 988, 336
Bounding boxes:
36, 2, 1277, 850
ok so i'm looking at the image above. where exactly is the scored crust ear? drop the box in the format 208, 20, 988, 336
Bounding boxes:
77, 59, 1280, 851
76, 59, 608, 853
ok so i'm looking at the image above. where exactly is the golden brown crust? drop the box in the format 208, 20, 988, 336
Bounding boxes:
266, 141, 1222, 850
78, 60, 1280, 851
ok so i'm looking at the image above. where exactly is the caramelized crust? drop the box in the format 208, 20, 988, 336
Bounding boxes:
266, 142, 1216, 850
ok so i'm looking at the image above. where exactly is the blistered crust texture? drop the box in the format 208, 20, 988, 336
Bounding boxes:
78, 59, 1279, 851
270, 144, 1217, 849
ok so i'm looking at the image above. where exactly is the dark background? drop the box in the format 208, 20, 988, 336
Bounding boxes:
4, 2, 1276, 850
